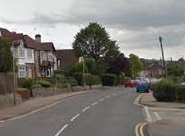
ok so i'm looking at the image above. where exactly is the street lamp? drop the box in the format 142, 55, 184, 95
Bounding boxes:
159, 36, 167, 78
79, 56, 86, 87
12, 45, 17, 105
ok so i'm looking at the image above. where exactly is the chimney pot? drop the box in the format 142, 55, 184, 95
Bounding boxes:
35, 34, 41, 43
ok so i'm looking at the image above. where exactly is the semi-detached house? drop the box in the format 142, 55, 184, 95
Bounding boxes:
0, 28, 57, 78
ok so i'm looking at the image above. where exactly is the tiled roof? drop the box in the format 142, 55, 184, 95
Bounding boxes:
39, 42, 56, 52
0, 28, 56, 51
23, 35, 40, 49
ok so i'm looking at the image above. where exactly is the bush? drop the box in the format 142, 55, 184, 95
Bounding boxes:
101, 73, 117, 86
66, 77, 78, 87
37, 80, 51, 88
153, 79, 176, 102
73, 72, 83, 85
18, 78, 34, 97
175, 85, 185, 103
84, 73, 101, 86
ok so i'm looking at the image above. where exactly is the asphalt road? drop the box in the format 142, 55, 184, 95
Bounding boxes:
0, 87, 144, 136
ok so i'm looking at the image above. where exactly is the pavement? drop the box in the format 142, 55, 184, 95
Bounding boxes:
0, 87, 144, 136
140, 92, 185, 136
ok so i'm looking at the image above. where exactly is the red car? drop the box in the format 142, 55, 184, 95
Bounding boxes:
124, 80, 137, 88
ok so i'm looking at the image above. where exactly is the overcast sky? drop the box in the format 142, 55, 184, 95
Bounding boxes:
0, 0, 185, 60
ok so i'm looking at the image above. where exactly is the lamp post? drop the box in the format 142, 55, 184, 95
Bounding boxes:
159, 36, 167, 78
80, 56, 86, 87
12, 46, 17, 105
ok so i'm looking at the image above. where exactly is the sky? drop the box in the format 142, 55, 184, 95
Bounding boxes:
0, 0, 185, 60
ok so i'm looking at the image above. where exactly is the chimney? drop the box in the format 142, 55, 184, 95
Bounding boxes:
35, 34, 41, 43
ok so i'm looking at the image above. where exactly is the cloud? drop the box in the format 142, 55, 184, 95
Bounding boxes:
0, 0, 185, 59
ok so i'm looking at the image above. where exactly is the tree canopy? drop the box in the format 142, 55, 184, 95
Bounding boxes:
0, 38, 13, 72
129, 54, 143, 78
73, 22, 119, 61
167, 64, 184, 77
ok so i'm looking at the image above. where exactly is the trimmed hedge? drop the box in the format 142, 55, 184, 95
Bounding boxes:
153, 79, 185, 103
101, 73, 117, 86
175, 85, 185, 103
84, 73, 101, 86
153, 79, 176, 102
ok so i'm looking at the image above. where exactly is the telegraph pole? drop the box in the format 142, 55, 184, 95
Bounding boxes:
159, 36, 167, 78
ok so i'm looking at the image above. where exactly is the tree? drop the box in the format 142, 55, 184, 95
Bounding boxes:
167, 64, 184, 77
106, 53, 129, 75
0, 38, 13, 72
129, 54, 143, 78
73, 22, 119, 61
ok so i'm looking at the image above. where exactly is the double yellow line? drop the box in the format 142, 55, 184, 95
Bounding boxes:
135, 122, 147, 136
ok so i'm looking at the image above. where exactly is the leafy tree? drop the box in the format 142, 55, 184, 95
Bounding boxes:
167, 64, 184, 77
106, 53, 129, 75
0, 38, 13, 72
73, 22, 119, 61
129, 54, 143, 78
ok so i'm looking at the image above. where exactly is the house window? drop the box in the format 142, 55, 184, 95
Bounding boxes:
18, 65, 26, 78
18, 46, 25, 58
27, 49, 32, 58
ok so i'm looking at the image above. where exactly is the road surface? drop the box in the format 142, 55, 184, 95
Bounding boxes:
0, 87, 144, 136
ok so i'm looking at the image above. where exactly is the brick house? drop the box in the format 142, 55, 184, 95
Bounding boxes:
56, 49, 78, 69
144, 64, 163, 78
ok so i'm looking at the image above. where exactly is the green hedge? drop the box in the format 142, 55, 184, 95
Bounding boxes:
84, 73, 101, 86
153, 79, 176, 102
153, 79, 185, 103
101, 73, 117, 86
175, 85, 185, 103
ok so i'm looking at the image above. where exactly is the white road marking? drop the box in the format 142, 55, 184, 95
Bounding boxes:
91, 102, 98, 106
99, 98, 105, 102
82, 106, 90, 112
154, 112, 162, 121
54, 124, 69, 136
70, 113, 80, 122
144, 106, 152, 122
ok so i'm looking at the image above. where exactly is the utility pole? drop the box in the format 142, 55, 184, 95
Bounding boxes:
159, 36, 167, 78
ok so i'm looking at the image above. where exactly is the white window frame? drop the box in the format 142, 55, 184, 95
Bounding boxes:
18, 65, 26, 78
27, 49, 33, 58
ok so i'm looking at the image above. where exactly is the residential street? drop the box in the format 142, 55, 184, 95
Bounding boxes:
0, 87, 143, 136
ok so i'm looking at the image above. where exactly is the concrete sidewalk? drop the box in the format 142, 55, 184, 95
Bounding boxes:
140, 92, 185, 136
0, 90, 92, 121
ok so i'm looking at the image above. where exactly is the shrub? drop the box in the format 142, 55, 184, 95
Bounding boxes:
101, 73, 117, 86
66, 77, 78, 87
18, 78, 34, 97
175, 85, 185, 103
73, 72, 83, 85
84, 73, 101, 86
37, 80, 51, 88
153, 79, 176, 102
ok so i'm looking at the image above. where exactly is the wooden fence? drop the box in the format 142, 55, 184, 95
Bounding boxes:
0, 72, 15, 94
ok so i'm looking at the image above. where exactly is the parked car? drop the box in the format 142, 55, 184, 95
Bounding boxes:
136, 79, 150, 93
125, 80, 137, 88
